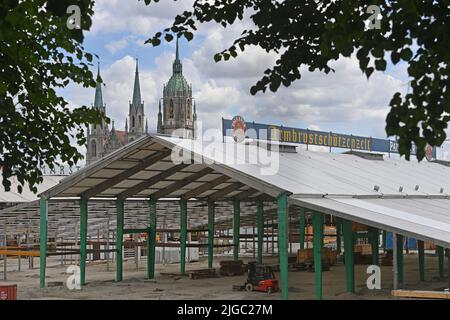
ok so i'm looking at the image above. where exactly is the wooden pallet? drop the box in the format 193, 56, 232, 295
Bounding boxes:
392, 290, 450, 299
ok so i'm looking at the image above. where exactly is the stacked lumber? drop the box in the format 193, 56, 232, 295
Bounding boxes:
297, 248, 337, 266
219, 260, 244, 276
188, 268, 218, 279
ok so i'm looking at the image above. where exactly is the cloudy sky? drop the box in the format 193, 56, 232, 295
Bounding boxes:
63, 0, 449, 160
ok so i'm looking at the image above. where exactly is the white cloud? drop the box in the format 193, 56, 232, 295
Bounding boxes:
105, 38, 129, 54
66, 0, 415, 156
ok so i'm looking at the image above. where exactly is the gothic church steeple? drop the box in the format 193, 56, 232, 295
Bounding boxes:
126, 58, 145, 143
158, 37, 196, 139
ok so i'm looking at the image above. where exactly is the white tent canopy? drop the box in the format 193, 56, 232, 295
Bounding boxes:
27, 133, 450, 248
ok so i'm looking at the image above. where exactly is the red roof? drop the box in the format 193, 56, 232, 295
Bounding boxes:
115, 130, 126, 145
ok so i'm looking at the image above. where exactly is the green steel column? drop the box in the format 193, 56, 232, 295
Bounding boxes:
418, 240, 425, 281
257, 200, 264, 264
116, 199, 124, 281
437, 245, 445, 278
370, 227, 379, 265
233, 199, 240, 261
207, 199, 215, 269
335, 217, 341, 254
342, 219, 354, 292
299, 208, 306, 250
79, 197, 88, 285
39, 197, 48, 288
148, 198, 157, 279
277, 193, 289, 300
180, 199, 187, 275
397, 234, 404, 284
312, 212, 324, 300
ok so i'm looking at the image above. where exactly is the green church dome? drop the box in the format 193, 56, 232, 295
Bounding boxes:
166, 73, 190, 95
164, 37, 191, 96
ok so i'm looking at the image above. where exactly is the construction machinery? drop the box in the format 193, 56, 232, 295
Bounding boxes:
240, 262, 279, 294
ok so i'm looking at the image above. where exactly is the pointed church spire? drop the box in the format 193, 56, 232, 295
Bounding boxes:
172, 36, 183, 74
132, 58, 141, 109
94, 62, 104, 109
176, 36, 180, 60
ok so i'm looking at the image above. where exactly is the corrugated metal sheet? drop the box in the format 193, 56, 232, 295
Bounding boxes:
290, 196, 450, 247
5, 134, 449, 246
156, 135, 450, 197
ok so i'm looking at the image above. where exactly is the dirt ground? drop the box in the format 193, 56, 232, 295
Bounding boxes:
0, 253, 448, 300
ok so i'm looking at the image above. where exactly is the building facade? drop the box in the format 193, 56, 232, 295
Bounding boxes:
86, 39, 196, 165
157, 38, 197, 139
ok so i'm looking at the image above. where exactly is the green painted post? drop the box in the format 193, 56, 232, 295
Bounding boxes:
207, 199, 215, 269
299, 208, 306, 250
79, 197, 88, 285
312, 212, 324, 300
418, 240, 425, 281
233, 199, 240, 261
116, 199, 124, 281
335, 217, 341, 254
39, 197, 48, 288
180, 199, 187, 275
148, 198, 157, 279
437, 245, 445, 278
370, 227, 379, 265
382, 230, 387, 252
397, 234, 404, 284
257, 200, 264, 264
277, 193, 289, 300
342, 219, 354, 292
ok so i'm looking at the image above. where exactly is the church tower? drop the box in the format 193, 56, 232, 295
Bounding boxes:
86, 63, 108, 165
126, 59, 145, 143
158, 37, 197, 139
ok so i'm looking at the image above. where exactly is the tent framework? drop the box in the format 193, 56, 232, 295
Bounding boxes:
2, 134, 450, 299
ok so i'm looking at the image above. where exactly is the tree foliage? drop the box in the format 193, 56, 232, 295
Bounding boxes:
0, 0, 104, 193
144, 0, 450, 160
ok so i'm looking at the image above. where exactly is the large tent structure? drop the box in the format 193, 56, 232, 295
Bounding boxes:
7, 134, 450, 299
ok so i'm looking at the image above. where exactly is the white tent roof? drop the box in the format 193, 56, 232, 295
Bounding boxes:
5, 134, 449, 247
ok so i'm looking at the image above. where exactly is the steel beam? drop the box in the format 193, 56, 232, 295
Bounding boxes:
397, 234, 404, 284
207, 199, 215, 269
39, 197, 48, 288
418, 240, 425, 281
148, 199, 157, 279
277, 193, 289, 300
210, 182, 244, 200
370, 227, 379, 265
257, 200, 264, 264
233, 199, 240, 261
117, 163, 188, 199
81, 149, 172, 198
335, 217, 341, 254
180, 199, 187, 274
116, 199, 124, 282
343, 219, 354, 293
151, 168, 213, 199
312, 212, 324, 300
182, 175, 230, 200
437, 245, 445, 278
79, 197, 88, 285
299, 208, 306, 250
